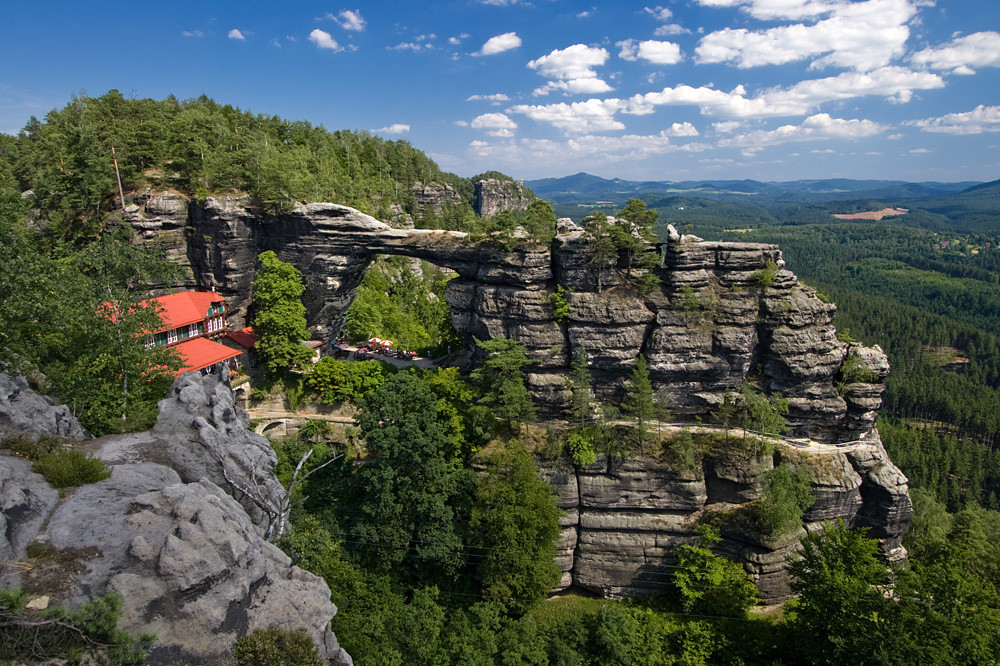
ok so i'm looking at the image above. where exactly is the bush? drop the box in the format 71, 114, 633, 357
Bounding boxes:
664, 429, 699, 472
748, 464, 814, 536
233, 626, 321, 666
751, 259, 778, 289
550, 285, 572, 323
1, 433, 110, 488
566, 430, 596, 466
0, 590, 153, 664
33, 449, 111, 488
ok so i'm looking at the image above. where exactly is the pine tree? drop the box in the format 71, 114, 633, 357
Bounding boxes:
568, 345, 593, 427
622, 356, 656, 449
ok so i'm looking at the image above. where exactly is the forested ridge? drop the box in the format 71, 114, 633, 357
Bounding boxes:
0, 89, 492, 237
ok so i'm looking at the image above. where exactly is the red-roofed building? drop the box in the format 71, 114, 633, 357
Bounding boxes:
171, 337, 242, 376
140, 291, 240, 375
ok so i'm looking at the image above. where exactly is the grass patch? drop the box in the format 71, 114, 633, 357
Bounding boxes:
1, 433, 110, 488
527, 594, 610, 629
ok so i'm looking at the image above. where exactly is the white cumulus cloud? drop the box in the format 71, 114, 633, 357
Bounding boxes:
694, 0, 857, 21
655, 24, 691, 36
912, 32, 1000, 74
373, 124, 410, 135
625, 66, 944, 118
508, 98, 627, 134
644, 6, 673, 21
618, 39, 683, 64
719, 113, 887, 148
228, 29, 245, 41
907, 105, 1000, 135
467, 93, 511, 104
471, 113, 518, 129
695, 0, 919, 71
528, 44, 612, 96
309, 29, 342, 51
335, 9, 366, 31
476, 32, 522, 56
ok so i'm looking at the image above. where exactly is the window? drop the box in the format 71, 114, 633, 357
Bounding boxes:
145, 337, 154, 349
189, 323, 199, 338
167, 329, 178, 344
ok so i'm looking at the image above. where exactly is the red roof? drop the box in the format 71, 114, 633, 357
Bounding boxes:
145, 292, 226, 332
172, 337, 242, 376
226, 326, 258, 349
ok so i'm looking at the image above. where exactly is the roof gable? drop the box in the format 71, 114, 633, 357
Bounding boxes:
145, 291, 226, 332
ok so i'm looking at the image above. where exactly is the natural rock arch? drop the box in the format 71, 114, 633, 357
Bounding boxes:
187, 199, 888, 443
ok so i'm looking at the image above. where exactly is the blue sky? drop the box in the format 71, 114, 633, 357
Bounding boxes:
2, 0, 999, 182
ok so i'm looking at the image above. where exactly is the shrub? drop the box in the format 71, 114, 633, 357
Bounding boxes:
673, 526, 760, 617
550, 285, 572, 323
2, 433, 110, 488
233, 626, 321, 666
33, 449, 111, 488
748, 464, 814, 536
663, 429, 699, 472
566, 430, 596, 466
307, 358, 385, 406
0, 590, 153, 664
751, 259, 779, 289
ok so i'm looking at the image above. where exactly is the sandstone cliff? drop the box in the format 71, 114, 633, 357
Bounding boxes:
0, 371, 351, 665
126, 198, 888, 443
473, 178, 533, 217
537, 432, 911, 602
118, 197, 910, 603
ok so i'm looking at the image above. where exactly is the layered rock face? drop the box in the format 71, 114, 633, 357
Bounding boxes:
0, 372, 351, 665
538, 430, 912, 602
129, 199, 887, 443
473, 178, 533, 217
118, 198, 910, 603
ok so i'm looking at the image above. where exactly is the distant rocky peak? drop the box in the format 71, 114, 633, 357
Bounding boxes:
474, 178, 533, 217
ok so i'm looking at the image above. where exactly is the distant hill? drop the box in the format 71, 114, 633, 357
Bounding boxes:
902, 179, 1000, 232
526, 172, 981, 207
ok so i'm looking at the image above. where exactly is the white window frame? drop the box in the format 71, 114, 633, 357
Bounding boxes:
167, 329, 178, 344
189, 323, 199, 337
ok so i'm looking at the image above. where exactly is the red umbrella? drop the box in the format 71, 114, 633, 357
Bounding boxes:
368, 337, 382, 344
381, 340, 394, 346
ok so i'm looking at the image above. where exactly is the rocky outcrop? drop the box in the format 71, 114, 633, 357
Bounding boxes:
0, 372, 351, 665
473, 178, 533, 217
0, 373, 90, 441
412, 182, 461, 215
133, 198, 887, 443
125, 190, 198, 290
538, 433, 912, 603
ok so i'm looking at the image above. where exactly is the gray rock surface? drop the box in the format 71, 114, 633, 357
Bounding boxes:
93, 369, 287, 538
473, 178, 533, 217
138, 196, 887, 443
0, 372, 351, 665
0, 373, 90, 441
0, 457, 60, 587
537, 437, 911, 603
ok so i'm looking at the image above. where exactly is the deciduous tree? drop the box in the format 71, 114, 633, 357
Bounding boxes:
251, 250, 314, 373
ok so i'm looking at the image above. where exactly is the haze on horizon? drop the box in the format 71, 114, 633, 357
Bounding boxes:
2, 0, 998, 184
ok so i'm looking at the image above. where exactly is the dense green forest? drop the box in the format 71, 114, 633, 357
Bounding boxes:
269, 361, 1000, 665
0, 89, 498, 237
